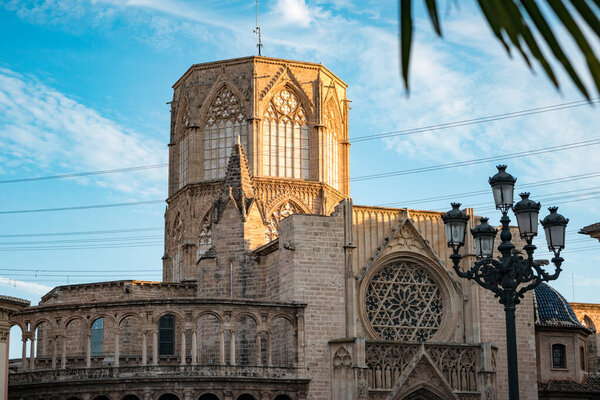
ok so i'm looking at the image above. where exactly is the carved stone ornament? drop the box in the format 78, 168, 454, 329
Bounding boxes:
264, 89, 307, 124
206, 86, 245, 126
365, 262, 444, 342
265, 201, 300, 242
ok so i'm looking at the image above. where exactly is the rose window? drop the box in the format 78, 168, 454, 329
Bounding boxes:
365, 262, 444, 342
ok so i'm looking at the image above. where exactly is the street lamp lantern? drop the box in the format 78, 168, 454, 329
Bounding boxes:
471, 217, 497, 258
442, 165, 566, 400
541, 206, 569, 256
513, 192, 541, 240
489, 165, 517, 211
441, 203, 470, 249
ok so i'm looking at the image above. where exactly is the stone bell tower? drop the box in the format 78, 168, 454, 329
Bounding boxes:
163, 56, 350, 286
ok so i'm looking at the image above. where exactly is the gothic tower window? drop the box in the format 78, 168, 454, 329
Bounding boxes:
203, 86, 248, 180
171, 213, 183, 282
364, 262, 444, 342
265, 201, 300, 242
323, 99, 340, 190
179, 136, 189, 189
262, 88, 309, 179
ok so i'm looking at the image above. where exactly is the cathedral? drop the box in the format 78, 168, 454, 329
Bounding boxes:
2, 56, 600, 400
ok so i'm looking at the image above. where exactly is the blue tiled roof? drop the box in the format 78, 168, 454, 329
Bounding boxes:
533, 283, 585, 329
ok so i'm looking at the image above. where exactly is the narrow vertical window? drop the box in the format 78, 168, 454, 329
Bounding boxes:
159, 314, 175, 356
323, 99, 340, 190
262, 88, 308, 179
580, 346, 586, 370
203, 86, 247, 180
552, 344, 566, 368
91, 318, 104, 356
178, 136, 188, 189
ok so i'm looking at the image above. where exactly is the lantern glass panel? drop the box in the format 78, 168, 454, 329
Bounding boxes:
445, 221, 466, 246
492, 185, 503, 208
516, 211, 538, 237
545, 224, 565, 250
480, 235, 495, 258
502, 184, 514, 207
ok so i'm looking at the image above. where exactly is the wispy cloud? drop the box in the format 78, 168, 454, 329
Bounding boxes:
0, 68, 166, 197
0, 276, 51, 296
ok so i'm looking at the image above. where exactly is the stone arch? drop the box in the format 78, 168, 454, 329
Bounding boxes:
196, 312, 221, 365
400, 387, 445, 400
33, 320, 52, 363
91, 395, 111, 400
199, 82, 249, 180
264, 197, 310, 242
198, 394, 220, 400
175, 94, 190, 137
271, 316, 295, 367
64, 317, 87, 368
359, 251, 460, 343
332, 346, 353, 397
90, 315, 116, 362
198, 81, 249, 130
236, 394, 257, 400
118, 314, 143, 362
259, 74, 314, 123
273, 395, 293, 400
234, 313, 258, 366
157, 393, 180, 400
121, 394, 141, 400
8, 324, 25, 368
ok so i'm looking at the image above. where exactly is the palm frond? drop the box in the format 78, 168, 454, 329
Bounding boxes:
399, 0, 600, 100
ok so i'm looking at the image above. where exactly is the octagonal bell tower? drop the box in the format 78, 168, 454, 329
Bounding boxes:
163, 56, 350, 284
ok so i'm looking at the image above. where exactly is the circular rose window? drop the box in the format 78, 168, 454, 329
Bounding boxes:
365, 262, 444, 342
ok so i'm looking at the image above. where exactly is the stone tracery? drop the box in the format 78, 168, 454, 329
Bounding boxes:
203, 85, 248, 180
265, 201, 300, 242
262, 88, 309, 179
365, 262, 444, 342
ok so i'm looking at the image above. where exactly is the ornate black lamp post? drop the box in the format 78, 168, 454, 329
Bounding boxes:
442, 165, 569, 400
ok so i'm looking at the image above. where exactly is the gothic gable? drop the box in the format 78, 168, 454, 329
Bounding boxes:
358, 218, 445, 281
259, 66, 313, 121
390, 351, 458, 400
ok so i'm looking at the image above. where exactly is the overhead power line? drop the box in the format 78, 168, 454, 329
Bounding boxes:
1, 98, 597, 185
0, 227, 163, 238
349, 138, 600, 183
0, 200, 163, 215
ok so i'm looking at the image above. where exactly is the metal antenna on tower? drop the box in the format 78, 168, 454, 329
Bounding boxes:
253, 0, 263, 56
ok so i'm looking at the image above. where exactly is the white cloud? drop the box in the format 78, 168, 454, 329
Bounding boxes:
272, 0, 315, 27
0, 68, 166, 197
0, 276, 51, 296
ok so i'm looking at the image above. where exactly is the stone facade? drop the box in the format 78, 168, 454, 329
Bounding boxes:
5, 56, 597, 400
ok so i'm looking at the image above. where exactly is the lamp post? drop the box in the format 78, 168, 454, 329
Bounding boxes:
442, 165, 568, 400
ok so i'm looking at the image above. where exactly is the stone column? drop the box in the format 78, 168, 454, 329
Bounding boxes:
0, 296, 29, 400
219, 330, 225, 365
191, 330, 197, 365
229, 330, 236, 366
52, 336, 58, 369
256, 331, 262, 366
180, 331, 186, 366
61, 336, 67, 369
141, 331, 147, 366
20, 338, 26, 371
86, 334, 91, 368
28, 336, 34, 371
266, 330, 272, 366
114, 328, 120, 367
152, 330, 158, 365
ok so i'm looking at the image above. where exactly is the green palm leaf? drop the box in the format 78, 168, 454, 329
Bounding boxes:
399, 0, 600, 100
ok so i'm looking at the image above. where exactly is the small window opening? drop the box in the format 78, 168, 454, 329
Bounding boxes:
552, 343, 566, 369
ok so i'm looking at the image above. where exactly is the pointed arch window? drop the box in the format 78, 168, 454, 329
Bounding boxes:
203, 86, 248, 180
171, 213, 183, 282
323, 100, 341, 190
262, 88, 309, 179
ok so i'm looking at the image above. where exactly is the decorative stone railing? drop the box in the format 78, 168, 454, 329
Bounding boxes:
9, 364, 301, 385
365, 341, 480, 392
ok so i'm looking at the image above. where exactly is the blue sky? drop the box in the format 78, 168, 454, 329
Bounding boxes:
1, 0, 599, 311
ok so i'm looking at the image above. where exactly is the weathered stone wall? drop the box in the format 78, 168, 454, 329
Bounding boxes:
276, 209, 346, 399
